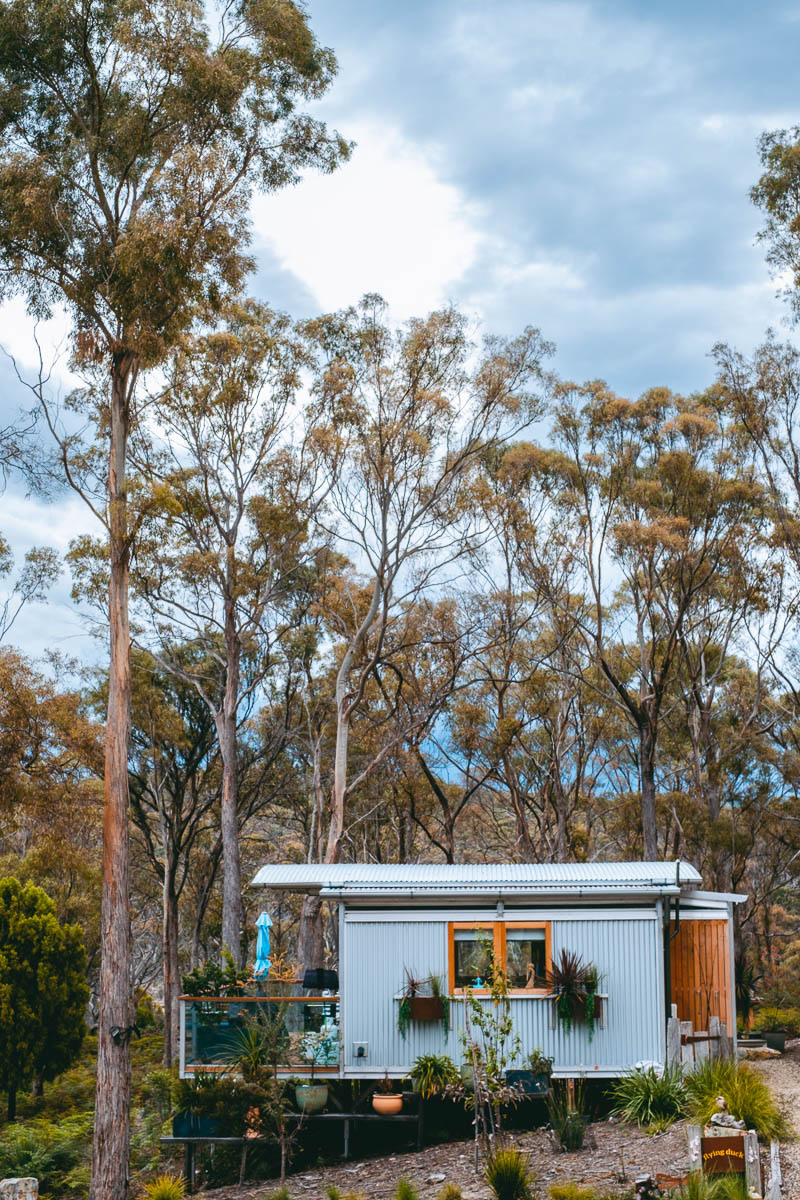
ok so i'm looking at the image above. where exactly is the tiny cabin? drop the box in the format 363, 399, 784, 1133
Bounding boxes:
179, 861, 743, 1080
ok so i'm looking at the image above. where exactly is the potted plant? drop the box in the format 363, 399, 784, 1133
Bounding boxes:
397, 970, 450, 1036
293, 1028, 337, 1113
171, 1074, 225, 1136
506, 1048, 554, 1096
410, 1053, 459, 1099
372, 1070, 403, 1115
752, 1006, 800, 1053
547, 949, 601, 1038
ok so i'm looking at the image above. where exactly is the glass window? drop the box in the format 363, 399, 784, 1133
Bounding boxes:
453, 928, 494, 989
506, 928, 547, 990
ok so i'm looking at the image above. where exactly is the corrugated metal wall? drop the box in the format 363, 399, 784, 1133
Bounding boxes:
341, 911, 664, 1077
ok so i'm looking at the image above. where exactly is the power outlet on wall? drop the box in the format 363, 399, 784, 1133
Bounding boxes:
353, 1041, 368, 1059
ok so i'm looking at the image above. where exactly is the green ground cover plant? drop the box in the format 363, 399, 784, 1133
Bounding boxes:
0, 1112, 92, 1199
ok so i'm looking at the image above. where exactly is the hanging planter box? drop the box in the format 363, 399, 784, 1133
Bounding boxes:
410, 996, 444, 1022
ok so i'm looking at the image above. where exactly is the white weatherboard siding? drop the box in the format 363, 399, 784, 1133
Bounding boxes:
340, 910, 664, 1077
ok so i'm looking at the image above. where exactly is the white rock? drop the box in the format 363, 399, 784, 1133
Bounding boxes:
0, 1181, 38, 1200
427, 1174, 446, 1183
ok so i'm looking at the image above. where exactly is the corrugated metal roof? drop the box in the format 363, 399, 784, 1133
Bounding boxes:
251, 860, 701, 895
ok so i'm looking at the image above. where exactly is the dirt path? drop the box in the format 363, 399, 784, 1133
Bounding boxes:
750, 1039, 800, 1197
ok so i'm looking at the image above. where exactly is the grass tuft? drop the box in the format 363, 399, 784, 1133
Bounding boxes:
394, 1179, 420, 1200
684, 1058, 791, 1142
485, 1147, 535, 1200
141, 1173, 187, 1200
609, 1064, 687, 1132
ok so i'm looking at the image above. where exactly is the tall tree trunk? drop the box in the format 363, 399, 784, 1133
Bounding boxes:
326, 698, 349, 864
7, 1084, 16, 1123
216, 587, 242, 966
639, 717, 658, 860
297, 893, 325, 974
90, 350, 136, 1200
190, 839, 221, 968
162, 872, 180, 1067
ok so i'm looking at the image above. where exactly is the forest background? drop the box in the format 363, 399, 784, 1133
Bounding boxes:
1, 1, 800, 1198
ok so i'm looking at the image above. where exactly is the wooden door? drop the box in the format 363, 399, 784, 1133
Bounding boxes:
669, 919, 733, 1031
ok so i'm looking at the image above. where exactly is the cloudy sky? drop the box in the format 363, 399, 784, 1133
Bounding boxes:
2, 0, 799, 661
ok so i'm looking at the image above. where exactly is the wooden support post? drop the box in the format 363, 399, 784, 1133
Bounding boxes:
694, 1033, 710, 1066
767, 1138, 782, 1200
184, 1142, 195, 1196
709, 1016, 721, 1061
744, 1130, 761, 1197
680, 1021, 694, 1067
667, 1015, 680, 1067
686, 1124, 702, 1175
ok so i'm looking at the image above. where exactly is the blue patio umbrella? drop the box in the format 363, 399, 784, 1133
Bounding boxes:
254, 911, 273, 978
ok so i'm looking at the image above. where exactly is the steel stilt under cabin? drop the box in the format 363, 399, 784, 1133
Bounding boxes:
178, 860, 744, 1080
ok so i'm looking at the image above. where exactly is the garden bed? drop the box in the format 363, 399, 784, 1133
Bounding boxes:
192, 1047, 799, 1200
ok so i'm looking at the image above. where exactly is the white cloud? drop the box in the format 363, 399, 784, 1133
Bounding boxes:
251, 121, 486, 320
0, 296, 76, 385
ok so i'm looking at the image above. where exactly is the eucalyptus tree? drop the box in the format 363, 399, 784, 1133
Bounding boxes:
129, 300, 325, 965
300, 295, 552, 870
0, 0, 347, 1188
539, 384, 764, 859
127, 649, 222, 1066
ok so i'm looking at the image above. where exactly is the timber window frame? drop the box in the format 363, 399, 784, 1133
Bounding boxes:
448, 920, 552, 995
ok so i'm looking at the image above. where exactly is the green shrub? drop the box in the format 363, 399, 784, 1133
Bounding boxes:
752, 1006, 800, 1035
395, 1180, 420, 1200
325, 1187, 341, 1200
437, 1185, 463, 1200
139, 1068, 174, 1125
684, 1058, 791, 1142
264, 1187, 291, 1200
0, 1112, 91, 1198
136, 992, 162, 1030
485, 1148, 535, 1200
609, 1064, 687, 1131
141, 1173, 187, 1200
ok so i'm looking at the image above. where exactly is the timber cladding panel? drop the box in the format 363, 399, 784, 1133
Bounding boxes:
669, 919, 733, 1031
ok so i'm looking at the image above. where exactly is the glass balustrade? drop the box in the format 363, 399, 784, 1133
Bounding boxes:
180, 995, 341, 1075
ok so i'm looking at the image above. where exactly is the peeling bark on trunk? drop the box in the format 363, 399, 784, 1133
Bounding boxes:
297, 893, 324, 973
162, 876, 180, 1067
216, 707, 242, 967
216, 579, 243, 967
90, 351, 136, 1200
639, 717, 658, 861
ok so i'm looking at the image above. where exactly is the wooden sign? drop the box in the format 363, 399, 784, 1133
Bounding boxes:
701, 1135, 746, 1175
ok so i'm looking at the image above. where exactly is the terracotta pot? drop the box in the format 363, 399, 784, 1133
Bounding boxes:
409, 996, 444, 1022
295, 1083, 328, 1113
372, 1093, 403, 1115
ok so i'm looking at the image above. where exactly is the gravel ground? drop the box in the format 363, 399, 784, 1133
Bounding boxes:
751, 1038, 800, 1197
194, 1049, 800, 1200
194, 1116, 693, 1199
